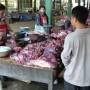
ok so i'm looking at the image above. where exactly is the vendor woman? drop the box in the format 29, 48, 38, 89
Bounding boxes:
35, 5, 48, 33
35, 6, 48, 33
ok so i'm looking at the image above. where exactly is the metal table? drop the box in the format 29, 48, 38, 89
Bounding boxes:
0, 58, 54, 90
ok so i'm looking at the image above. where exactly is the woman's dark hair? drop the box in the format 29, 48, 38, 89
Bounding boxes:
72, 6, 89, 24
39, 5, 45, 10
0, 3, 6, 10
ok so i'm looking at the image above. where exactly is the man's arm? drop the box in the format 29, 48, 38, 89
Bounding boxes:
61, 35, 73, 67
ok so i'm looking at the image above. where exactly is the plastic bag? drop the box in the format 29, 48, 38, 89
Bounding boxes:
34, 24, 46, 33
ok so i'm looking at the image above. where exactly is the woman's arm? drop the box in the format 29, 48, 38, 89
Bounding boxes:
35, 14, 41, 25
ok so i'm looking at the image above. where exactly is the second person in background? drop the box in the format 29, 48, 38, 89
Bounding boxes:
35, 5, 49, 34
35, 5, 48, 26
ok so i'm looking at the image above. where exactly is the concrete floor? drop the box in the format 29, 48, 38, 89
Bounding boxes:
3, 21, 64, 90
10, 21, 35, 32
3, 79, 64, 90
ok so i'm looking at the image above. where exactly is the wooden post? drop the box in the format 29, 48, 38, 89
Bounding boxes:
78, 0, 81, 5
18, 0, 21, 12
45, 0, 52, 25
17, 0, 19, 12
87, 0, 88, 8
83, 0, 85, 6
67, 0, 72, 18
60, 0, 61, 10
53, 0, 55, 9
89, 0, 90, 9
40, 0, 44, 6
5, 0, 8, 11
34, 0, 36, 12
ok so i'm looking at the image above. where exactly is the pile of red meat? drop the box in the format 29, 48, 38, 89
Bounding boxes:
10, 30, 70, 68
87, 18, 90, 26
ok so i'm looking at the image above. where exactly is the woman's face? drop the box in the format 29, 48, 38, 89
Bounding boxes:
0, 10, 5, 18
39, 8, 45, 15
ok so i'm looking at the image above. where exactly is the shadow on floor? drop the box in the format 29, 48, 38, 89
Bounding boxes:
3, 78, 64, 90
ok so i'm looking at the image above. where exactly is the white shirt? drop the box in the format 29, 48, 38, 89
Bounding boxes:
61, 28, 90, 86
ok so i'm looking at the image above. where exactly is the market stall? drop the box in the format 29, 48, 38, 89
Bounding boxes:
0, 57, 54, 90
0, 27, 71, 90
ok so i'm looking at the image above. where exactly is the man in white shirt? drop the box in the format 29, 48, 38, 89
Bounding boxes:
61, 6, 90, 90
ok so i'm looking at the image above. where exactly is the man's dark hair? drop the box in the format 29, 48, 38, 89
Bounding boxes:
0, 3, 6, 10
72, 6, 89, 24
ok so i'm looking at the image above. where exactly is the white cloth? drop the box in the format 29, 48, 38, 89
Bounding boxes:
61, 28, 90, 86
34, 24, 45, 33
